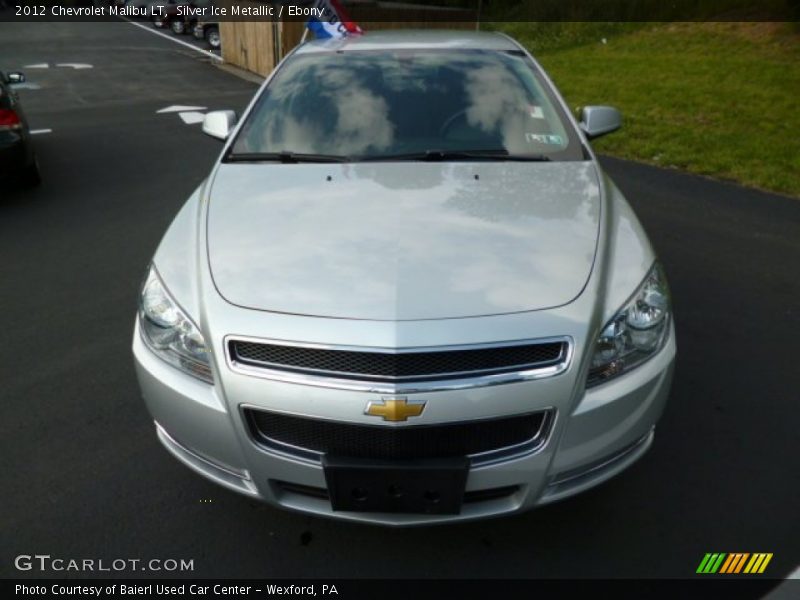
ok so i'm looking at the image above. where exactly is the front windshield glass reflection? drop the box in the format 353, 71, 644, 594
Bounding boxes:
230, 49, 582, 161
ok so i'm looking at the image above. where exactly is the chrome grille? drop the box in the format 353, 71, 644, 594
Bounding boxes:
229, 339, 567, 383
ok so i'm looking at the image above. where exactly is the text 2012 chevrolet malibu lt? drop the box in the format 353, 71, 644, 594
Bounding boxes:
133, 31, 675, 525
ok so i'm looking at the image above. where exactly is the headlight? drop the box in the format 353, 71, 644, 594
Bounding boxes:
587, 262, 671, 386
138, 266, 214, 383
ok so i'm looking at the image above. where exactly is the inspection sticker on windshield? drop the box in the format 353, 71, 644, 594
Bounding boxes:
525, 133, 563, 145
527, 105, 545, 119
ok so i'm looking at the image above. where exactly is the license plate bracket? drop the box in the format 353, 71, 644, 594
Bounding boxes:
322, 455, 469, 515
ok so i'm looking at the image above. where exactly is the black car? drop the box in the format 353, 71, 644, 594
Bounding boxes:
193, 20, 220, 49
151, 0, 190, 31
0, 70, 40, 187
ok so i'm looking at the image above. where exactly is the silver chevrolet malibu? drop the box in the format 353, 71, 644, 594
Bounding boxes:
133, 30, 676, 525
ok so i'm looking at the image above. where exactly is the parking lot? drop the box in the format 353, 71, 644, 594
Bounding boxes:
1, 20, 798, 580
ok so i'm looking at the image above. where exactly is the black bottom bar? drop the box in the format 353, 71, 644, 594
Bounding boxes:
323, 455, 469, 514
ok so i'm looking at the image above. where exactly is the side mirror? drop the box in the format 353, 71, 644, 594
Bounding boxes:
579, 106, 622, 140
202, 110, 237, 141
7, 72, 26, 85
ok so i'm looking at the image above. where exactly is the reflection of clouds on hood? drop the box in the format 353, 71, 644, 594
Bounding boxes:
207, 162, 601, 320
352, 162, 446, 190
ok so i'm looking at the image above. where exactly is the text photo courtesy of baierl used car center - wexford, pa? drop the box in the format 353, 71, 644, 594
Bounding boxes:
1, 0, 799, 598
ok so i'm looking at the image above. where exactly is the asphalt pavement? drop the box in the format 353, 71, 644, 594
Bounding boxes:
1, 20, 798, 580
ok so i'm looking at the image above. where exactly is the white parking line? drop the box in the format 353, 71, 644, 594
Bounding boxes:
30, 129, 53, 135
56, 63, 93, 70
761, 565, 800, 599
157, 105, 207, 113
122, 17, 223, 63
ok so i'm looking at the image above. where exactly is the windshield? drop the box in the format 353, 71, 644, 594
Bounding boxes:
229, 49, 584, 161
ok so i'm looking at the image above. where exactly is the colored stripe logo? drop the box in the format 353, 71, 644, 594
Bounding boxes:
697, 553, 773, 574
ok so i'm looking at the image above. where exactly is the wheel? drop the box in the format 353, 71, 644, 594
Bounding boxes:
170, 19, 185, 35
20, 156, 41, 188
205, 27, 220, 49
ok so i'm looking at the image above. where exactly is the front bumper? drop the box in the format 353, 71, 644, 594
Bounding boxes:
0, 131, 33, 178
133, 320, 675, 525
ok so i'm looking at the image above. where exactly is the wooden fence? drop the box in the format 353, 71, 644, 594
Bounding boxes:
220, 21, 279, 78
220, 3, 478, 77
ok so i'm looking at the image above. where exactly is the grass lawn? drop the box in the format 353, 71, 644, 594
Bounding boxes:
491, 22, 800, 197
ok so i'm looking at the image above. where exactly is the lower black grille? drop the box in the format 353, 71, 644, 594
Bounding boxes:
274, 481, 520, 505
245, 410, 548, 462
230, 339, 566, 382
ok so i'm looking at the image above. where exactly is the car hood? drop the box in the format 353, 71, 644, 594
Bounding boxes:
206, 161, 601, 321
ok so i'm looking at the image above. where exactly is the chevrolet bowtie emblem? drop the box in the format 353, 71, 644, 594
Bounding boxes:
365, 397, 425, 422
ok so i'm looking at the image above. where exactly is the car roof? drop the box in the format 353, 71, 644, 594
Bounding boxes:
294, 29, 522, 55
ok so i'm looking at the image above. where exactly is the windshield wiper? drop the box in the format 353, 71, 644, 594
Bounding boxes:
224, 151, 350, 163
358, 149, 551, 162
224, 149, 552, 163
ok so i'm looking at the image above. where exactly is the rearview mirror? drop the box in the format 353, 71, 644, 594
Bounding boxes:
7, 72, 26, 85
202, 110, 237, 141
579, 106, 622, 140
